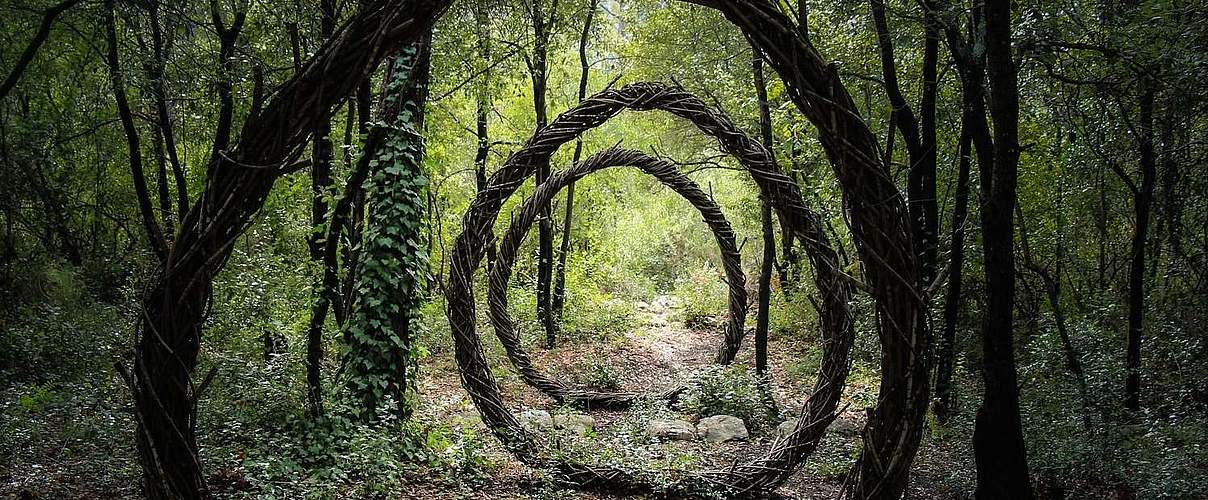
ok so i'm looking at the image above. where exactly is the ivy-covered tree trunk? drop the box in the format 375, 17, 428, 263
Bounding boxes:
342, 37, 432, 422
126, 3, 448, 496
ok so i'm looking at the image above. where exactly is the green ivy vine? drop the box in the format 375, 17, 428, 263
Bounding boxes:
341, 46, 430, 422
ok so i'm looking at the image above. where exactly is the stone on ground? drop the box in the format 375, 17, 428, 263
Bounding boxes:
777, 419, 798, 438
554, 413, 596, 436
697, 414, 748, 443
517, 409, 553, 432
827, 416, 860, 436
646, 419, 696, 441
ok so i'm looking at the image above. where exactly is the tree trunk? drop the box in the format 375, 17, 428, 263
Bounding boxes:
1125, 86, 1156, 411
1018, 202, 1092, 429
973, 0, 1033, 496
105, 0, 167, 262
473, 0, 495, 266
531, 0, 559, 348
553, 0, 597, 324
751, 49, 775, 377
933, 118, 972, 425
304, 0, 338, 421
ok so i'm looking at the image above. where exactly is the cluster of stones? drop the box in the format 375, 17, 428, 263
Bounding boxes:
518, 408, 864, 445
517, 409, 597, 436
647, 415, 749, 443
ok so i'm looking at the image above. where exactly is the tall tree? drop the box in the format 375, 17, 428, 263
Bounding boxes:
1123, 84, 1157, 411
973, 0, 1033, 495
551, 0, 597, 324
473, 0, 495, 266
104, 0, 167, 262
933, 117, 972, 424
304, 0, 339, 420
526, 0, 559, 348
750, 46, 775, 377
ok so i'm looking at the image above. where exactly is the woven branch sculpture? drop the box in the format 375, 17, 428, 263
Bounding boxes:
489, 147, 746, 409
445, 82, 857, 497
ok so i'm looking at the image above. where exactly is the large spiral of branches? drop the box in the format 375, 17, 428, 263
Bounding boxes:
445, 82, 857, 496
489, 147, 747, 409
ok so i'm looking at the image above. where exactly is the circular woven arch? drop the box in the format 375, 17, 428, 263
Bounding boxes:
445, 82, 858, 496
490, 148, 747, 409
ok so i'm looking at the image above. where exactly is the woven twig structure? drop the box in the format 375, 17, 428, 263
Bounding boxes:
444, 82, 857, 497
489, 148, 746, 408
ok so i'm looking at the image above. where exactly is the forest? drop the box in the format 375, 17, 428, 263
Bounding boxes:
1, 0, 1206, 497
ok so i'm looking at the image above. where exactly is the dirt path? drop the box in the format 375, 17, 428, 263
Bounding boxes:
410, 293, 866, 498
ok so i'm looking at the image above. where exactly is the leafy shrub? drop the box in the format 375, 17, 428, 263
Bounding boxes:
670, 262, 728, 329
573, 359, 623, 391
767, 287, 817, 338
562, 290, 637, 342
678, 365, 777, 430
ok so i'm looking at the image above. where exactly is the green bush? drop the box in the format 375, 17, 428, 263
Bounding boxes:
677, 365, 777, 430
573, 358, 623, 391
670, 261, 728, 329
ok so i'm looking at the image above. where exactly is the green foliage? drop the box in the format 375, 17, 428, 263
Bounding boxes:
211, 409, 493, 498
677, 365, 777, 430
669, 261, 728, 329
341, 47, 431, 421
572, 359, 622, 391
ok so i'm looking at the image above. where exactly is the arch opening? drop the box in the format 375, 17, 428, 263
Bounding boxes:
445, 82, 857, 495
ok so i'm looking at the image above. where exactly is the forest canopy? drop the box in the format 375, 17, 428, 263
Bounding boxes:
1, 0, 1206, 498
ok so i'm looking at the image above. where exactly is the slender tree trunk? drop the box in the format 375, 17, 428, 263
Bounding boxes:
552, 0, 597, 323
153, 128, 175, 241
207, 0, 246, 175
973, 0, 1033, 496
751, 49, 775, 377
1018, 202, 1092, 429
105, 0, 167, 262
869, 0, 938, 285
473, 0, 495, 266
147, 0, 189, 220
933, 119, 972, 425
1125, 86, 1156, 411
531, 0, 559, 348
304, 0, 338, 420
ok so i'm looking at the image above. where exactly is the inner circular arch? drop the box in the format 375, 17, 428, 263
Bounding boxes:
489, 147, 747, 409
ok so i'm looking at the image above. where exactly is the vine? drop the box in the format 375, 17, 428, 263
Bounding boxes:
341, 46, 430, 422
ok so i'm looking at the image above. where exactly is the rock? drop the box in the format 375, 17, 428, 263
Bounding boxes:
636, 301, 651, 312
827, 417, 860, 436
554, 413, 596, 436
697, 415, 748, 443
647, 419, 696, 441
517, 409, 553, 432
776, 420, 798, 438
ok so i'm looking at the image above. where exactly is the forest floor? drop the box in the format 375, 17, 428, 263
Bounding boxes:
403, 295, 974, 499
0, 294, 978, 499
